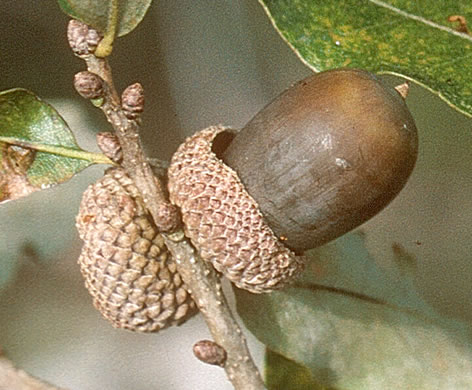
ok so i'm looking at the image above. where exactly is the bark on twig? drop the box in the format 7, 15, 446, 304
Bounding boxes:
68, 20, 265, 390
165, 232, 265, 390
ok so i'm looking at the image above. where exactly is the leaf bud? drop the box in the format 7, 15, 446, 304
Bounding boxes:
96, 132, 122, 163
67, 20, 101, 56
193, 340, 227, 366
121, 83, 145, 119
74, 71, 104, 100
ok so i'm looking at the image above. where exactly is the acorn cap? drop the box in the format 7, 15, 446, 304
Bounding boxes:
167, 126, 304, 293
76, 168, 197, 332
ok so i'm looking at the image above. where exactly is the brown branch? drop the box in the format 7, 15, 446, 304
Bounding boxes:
68, 20, 265, 390
165, 232, 265, 390
0, 355, 65, 390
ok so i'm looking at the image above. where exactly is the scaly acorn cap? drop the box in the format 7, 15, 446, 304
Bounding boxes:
76, 168, 197, 332
167, 126, 304, 293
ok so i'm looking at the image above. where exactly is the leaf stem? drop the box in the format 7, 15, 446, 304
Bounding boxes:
95, 0, 119, 58
0, 137, 114, 165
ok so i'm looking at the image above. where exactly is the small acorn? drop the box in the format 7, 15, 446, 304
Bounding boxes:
168, 68, 418, 291
76, 168, 197, 332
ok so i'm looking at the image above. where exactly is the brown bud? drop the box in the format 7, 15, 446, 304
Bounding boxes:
193, 340, 227, 366
67, 20, 101, 56
121, 83, 144, 119
155, 201, 181, 233
167, 126, 304, 293
74, 71, 104, 100
96, 132, 122, 163
76, 168, 197, 332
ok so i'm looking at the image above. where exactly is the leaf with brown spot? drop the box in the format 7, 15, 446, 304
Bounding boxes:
259, 0, 472, 117
0, 89, 112, 203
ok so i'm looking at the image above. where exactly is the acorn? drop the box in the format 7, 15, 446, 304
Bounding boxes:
168, 68, 418, 291
76, 168, 197, 332
222, 69, 418, 251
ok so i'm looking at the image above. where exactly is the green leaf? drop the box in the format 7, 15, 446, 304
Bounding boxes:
235, 233, 472, 389
0, 89, 112, 203
259, 0, 472, 117
57, 0, 153, 37
265, 349, 334, 390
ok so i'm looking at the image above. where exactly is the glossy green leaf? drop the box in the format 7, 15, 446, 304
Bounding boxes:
235, 233, 472, 389
265, 349, 334, 390
57, 0, 153, 37
0, 89, 112, 203
259, 0, 472, 117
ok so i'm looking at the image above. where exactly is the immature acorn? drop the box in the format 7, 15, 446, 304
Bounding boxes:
76, 168, 197, 332
168, 68, 418, 291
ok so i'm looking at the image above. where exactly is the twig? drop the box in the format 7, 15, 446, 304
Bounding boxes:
165, 231, 265, 390
0, 355, 65, 390
68, 20, 266, 390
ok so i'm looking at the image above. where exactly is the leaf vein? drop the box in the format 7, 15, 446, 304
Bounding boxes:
369, 0, 472, 42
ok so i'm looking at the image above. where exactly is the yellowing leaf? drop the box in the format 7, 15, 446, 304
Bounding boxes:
265, 349, 332, 390
260, 0, 472, 116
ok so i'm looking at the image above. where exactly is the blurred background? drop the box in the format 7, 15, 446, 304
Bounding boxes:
0, 0, 471, 389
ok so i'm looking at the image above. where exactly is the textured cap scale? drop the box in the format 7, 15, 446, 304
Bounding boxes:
76, 168, 197, 332
167, 126, 304, 293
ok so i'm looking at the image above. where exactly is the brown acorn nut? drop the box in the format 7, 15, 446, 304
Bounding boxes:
167, 126, 304, 293
76, 168, 197, 332
223, 68, 419, 252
